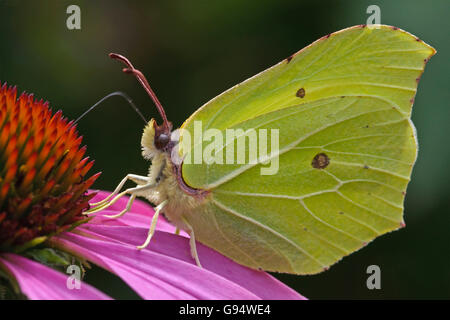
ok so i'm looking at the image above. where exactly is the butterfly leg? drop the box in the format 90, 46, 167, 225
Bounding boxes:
103, 194, 137, 219
90, 174, 150, 206
137, 200, 168, 249
84, 182, 156, 215
182, 217, 202, 268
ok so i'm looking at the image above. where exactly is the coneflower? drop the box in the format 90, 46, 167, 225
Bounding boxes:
0, 82, 303, 300
0, 82, 99, 251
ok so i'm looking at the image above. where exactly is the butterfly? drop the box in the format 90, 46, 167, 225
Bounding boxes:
86, 25, 435, 274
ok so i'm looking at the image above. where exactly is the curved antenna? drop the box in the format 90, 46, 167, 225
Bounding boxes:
109, 53, 170, 131
74, 91, 147, 125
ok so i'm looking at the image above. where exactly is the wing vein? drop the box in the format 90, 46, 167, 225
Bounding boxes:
212, 199, 327, 268
207, 105, 403, 188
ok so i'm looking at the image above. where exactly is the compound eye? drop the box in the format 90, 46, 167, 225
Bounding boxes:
155, 133, 170, 149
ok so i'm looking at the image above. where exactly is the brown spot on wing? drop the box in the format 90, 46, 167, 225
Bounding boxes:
312, 153, 330, 169
296, 88, 305, 98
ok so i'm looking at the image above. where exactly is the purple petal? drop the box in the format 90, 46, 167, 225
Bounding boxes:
90, 211, 177, 233
53, 224, 305, 300
0, 253, 111, 300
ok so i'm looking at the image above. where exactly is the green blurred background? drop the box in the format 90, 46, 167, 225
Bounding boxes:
0, 0, 448, 299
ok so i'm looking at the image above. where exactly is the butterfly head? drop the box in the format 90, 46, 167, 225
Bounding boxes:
142, 118, 173, 160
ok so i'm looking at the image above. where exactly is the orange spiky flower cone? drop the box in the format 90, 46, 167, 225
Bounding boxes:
0, 82, 100, 251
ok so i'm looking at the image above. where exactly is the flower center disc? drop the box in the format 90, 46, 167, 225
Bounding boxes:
0, 82, 100, 251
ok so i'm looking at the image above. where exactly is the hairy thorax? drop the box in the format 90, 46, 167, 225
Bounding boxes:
144, 152, 208, 230
139, 119, 209, 231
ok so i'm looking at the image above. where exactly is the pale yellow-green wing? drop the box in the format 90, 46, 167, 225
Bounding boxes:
179, 25, 435, 274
